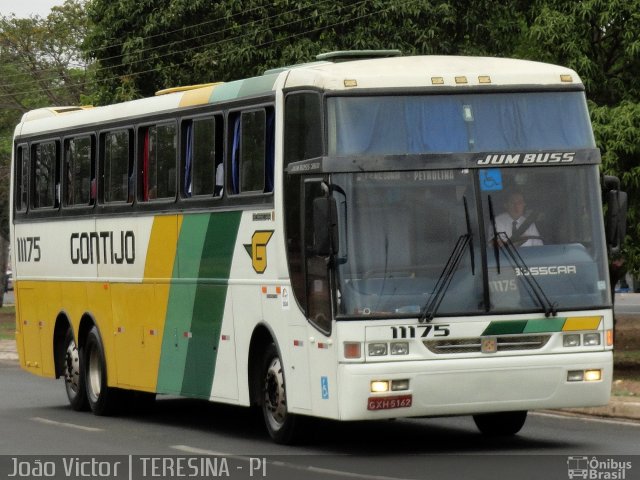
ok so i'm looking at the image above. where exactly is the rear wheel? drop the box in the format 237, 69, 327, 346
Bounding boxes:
63, 328, 87, 411
83, 326, 121, 416
473, 411, 528, 436
261, 343, 300, 444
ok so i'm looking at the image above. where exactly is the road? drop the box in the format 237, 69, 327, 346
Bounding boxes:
615, 293, 640, 315
0, 360, 639, 480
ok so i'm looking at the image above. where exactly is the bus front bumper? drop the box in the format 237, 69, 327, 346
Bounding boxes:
336, 351, 612, 421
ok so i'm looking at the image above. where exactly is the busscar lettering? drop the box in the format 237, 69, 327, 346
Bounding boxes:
70, 231, 135, 265
515, 265, 577, 276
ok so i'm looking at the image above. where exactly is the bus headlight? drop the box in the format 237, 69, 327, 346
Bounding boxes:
390, 342, 409, 355
563, 334, 581, 347
368, 343, 388, 356
583, 333, 601, 346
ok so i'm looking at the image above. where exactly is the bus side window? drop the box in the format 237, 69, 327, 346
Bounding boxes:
64, 135, 94, 207
15, 145, 29, 212
283, 92, 323, 316
141, 123, 177, 201
103, 130, 132, 203
31, 140, 59, 209
230, 107, 274, 194
183, 115, 223, 198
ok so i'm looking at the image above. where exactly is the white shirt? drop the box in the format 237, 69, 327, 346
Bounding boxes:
494, 212, 543, 246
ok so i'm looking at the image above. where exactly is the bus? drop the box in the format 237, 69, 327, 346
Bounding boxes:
10, 51, 626, 444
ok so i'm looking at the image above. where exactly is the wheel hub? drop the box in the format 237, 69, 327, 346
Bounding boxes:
264, 357, 286, 427
64, 342, 81, 395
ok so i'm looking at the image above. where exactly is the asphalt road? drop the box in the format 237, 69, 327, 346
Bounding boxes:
615, 293, 640, 315
0, 360, 639, 480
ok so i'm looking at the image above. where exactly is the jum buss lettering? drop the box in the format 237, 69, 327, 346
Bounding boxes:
70, 231, 135, 265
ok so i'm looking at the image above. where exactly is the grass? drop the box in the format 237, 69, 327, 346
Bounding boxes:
0, 306, 16, 341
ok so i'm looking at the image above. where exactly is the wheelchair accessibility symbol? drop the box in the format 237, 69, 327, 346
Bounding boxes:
479, 169, 503, 191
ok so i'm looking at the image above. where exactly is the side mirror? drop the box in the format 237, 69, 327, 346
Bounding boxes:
605, 189, 628, 253
312, 196, 338, 256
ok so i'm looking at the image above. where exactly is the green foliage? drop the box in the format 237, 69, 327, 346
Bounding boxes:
4, 0, 640, 272
518, 0, 640, 272
0, 0, 91, 239
83, 0, 528, 102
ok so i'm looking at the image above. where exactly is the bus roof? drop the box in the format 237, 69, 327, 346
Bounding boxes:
15, 54, 582, 138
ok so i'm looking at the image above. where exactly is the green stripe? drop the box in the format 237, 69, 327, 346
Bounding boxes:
482, 320, 527, 336
156, 214, 210, 394
482, 317, 570, 336
157, 212, 242, 396
523, 317, 566, 333
181, 211, 241, 397
210, 74, 278, 103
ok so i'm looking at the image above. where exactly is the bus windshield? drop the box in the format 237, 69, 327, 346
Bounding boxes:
327, 91, 595, 155
332, 165, 610, 318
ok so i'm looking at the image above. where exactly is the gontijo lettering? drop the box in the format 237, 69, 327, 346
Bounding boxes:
70, 230, 135, 265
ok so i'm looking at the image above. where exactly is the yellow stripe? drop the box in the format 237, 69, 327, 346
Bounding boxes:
563, 316, 602, 331
178, 84, 222, 107
144, 215, 181, 280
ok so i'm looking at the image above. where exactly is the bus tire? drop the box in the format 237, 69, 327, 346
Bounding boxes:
63, 328, 88, 411
473, 410, 527, 436
83, 326, 120, 416
260, 343, 300, 444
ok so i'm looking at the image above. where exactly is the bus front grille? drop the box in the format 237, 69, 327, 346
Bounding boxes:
423, 335, 551, 354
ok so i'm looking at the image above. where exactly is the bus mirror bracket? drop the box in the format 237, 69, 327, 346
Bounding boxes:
312, 196, 339, 258
604, 184, 627, 254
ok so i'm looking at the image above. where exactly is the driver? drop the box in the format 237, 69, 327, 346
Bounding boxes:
494, 191, 543, 246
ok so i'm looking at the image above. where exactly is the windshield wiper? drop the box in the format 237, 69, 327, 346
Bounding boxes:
496, 231, 557, 317
420, 233, 471, 323
488, 195, 501, 274
487, 195, 556, 316
420, 197, 475, 323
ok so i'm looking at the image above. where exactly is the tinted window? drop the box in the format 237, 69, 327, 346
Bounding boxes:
104, 130, 131, 203
15, 145, 29, 212
142, 123, 177, 201
32, 141, 58, 209
65, 136, 93, 206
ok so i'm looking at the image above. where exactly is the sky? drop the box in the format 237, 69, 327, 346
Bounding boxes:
0, 0, 67, 18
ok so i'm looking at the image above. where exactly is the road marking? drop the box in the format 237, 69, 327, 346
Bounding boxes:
171, 445, 413, 480
171, 445, 233, 457
534, 411, 640, 427
31, 416, 104, 432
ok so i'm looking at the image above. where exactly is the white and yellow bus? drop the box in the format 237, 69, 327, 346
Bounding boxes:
11, 51, 624, 443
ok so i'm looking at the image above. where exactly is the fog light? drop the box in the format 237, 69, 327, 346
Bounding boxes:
391, 379, 410, 391
567, 370, 584, 382
344, 342, 362, 359
371, 380, 389, 393
563, 334, 581, 347
583, 333, 601, 346
368, 343, 388, 356
390, 342, 409, 355
584, 369, 602, 382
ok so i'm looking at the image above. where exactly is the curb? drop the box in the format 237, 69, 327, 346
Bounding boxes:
554, 399, 640, 421
0, 339, 18, 361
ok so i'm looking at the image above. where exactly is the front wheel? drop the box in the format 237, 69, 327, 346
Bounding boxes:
261, 343, 300, 444
83, 326, 121, 416
473, 410, 528, 436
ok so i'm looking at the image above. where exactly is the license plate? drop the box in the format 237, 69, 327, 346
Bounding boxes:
367, 395, 413, 411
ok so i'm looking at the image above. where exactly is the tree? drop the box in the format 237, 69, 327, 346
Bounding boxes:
83, 0, 528, 102
75, 0, 640, 274
0, 0, 91, 302
515, 0, 640, 273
